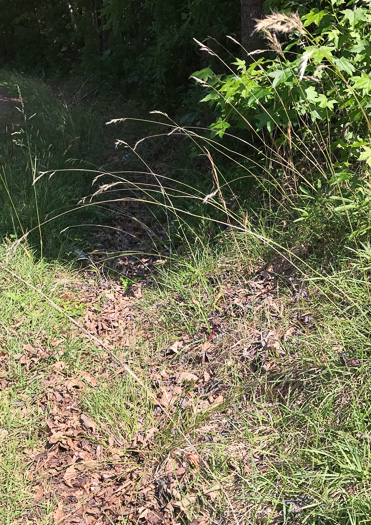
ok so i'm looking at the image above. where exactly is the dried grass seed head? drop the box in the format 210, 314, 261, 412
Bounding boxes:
255, 12, 305, 36
264, 31, 284, 57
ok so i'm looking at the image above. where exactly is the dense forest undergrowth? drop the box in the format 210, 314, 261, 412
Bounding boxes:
1, 1, 371, 523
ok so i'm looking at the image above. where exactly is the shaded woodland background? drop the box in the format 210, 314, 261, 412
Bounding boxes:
0, 0, 320, 106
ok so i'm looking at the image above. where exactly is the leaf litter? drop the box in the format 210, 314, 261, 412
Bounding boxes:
2, 246, 349, 524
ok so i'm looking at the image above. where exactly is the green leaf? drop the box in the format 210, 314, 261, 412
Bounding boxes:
268, 69, 293, 88
247, 87, 272, 105
332, 56, 355, 75
303, 9, 328, 27
240, 78, 259, 98
325, 28, 341, 49
232, 58, 246, 73
210, 118, 230, 138
351, 140, 368, 148
305, 85, 319, 103
201, 92, 220, 103
4, 292, 23, 302
341, 8, 368, 29
316, 94, 337, 110
349, 40, 368, 54
219, 77, 241, 99
352, 74, 371, 95
311, 46, 335, 62
334, 203, 358, 211
329, 171, 352, 185
359, 146, 371, 167
191, 67, 215, 81
255, 111, 273, 132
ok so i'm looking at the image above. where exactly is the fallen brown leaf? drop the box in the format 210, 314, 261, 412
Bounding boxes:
52, 361, 66, 371
177, 372, 198, 383
80, 414, 97, 432
78, 371, 97, 387
65, 378, 85, 391
155, 386, 173, 407
165, 458, 177, 473
50, 338, 64, 347
208, 395, 224, 410
186, 453, 200, 468
22, 343, 35, 353
33, 485, 44, 501
63, 465, 77, 487
54, 507, 66, 523
174, 495, 197, 513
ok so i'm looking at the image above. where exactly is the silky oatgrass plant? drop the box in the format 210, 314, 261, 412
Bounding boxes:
0, 71, 104, 261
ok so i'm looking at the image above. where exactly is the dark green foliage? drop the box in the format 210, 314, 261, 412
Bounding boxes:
0, 0, 240, 105
264, 0, 329, 15
0, 72, 102, 256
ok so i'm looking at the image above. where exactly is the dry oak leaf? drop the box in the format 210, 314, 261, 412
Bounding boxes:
155, 386, 173, 407
22, 343, 36, 353
52, 360, 66, 371
0, 429, 9, 439
165, 457, 177, 473
177, 372, 198, 384
174, 495, 197, 513
283, 327, 295, 341
64, 465, 77, 488
53, 507, 66, 524
208, 395, 224, 410
33, 485, 44, 501
204, 482, 222, 502
65, 378, 85, 391
186, 452, 200, 467
146, 511, 163, 524
78, 371, 97, 387
168, 340, 183, 354
81, 414, 97, 432
50, 338, 64, 347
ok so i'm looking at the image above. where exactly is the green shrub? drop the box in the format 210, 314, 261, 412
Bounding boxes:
192, 0, 371, 243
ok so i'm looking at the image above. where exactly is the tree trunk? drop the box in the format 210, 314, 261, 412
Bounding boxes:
241, 0, 264, 50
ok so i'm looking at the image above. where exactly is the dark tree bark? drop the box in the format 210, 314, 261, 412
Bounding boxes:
241, 0, 264, 50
